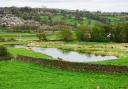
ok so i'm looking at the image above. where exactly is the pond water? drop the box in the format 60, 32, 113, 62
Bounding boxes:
7, 44, 26, 48
8, 45, 117, 62
31, 47, 117, 62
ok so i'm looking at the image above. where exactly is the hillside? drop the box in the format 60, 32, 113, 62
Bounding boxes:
0, 7, 128, 28
0, 15, 24, 26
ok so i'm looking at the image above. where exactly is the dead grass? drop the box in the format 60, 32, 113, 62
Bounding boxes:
29, 41, 128, 58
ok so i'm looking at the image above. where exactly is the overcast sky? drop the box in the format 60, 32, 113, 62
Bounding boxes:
0, 0, 128, 12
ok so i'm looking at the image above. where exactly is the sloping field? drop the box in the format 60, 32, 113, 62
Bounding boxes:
0, 60, 128, 89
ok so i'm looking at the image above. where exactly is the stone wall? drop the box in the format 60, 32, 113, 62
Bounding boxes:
16, 55, 128, 73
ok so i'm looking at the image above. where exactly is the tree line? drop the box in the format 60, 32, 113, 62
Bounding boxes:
37, 22, 128, 43
1, 7, 127, 24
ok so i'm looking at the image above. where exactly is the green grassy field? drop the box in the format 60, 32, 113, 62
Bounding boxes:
0, 36, 128, 89
39, 15, 128, 25
91, 58, 128, 66
0, 41, 27, 45
65, 41, 108, 45
38, 15, 99, 25
0, 60, 128, 89
0, 32, 61, 41
0, 32, 37, 41
8, 48, 53, 59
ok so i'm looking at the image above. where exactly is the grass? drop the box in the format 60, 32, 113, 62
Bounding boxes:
0, 32, 37, 41
0, 41, 27, 45
65, 41, 108, 45
0, 31, 63, 41
32, 15, 127, 26
47, 31, 61, 40
38, 15, 100, 25
0, 32, 35, 35
8, 48, 53, 59
92, 58, 128, 66
0, 41, 50, 59
52, 15, 64, 22
40, 16, 49, 21
0, 60, 128, 89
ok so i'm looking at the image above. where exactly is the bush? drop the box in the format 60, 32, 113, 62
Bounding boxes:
76, 25, 91, 41
36, 32, 48, 41
111, 23, 128, 43
0, 46, 8, 56
119, 23, 128, 43
76, 23, 111, 42
7, 37, 17, 41
0, 36, 5, 42
0, 46, 12, 60
91, 23, 109, 42
59, 28, 74, 41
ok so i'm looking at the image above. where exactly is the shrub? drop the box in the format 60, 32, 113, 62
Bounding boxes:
59, 28, 74, 41
0, 36, 5, 42
7, 37, 17, 41
0, 46, 8, 56
91, 23, 109, 42
120, 23, 128, 43
76, 25, 91, 41
0, 46, 12, 60
76, 23, 112, 42
36, 32, 48, 41
111, 23, 128, 43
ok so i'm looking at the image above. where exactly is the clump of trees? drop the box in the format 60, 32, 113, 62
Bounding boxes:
0, 46, 12, 60
36, 32, 47, 41
0, 46, 8, 56
91, 23, 110, 42
76, 23, 110, 42
0, 36, 6, 42
59, 27, 74, 41
76, 25, 91, 41
35, 22, 127, 43
76, 22, 128, 43
111, 23, 128, 43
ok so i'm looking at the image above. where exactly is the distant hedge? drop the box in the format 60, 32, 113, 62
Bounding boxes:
76, 23, 128, 43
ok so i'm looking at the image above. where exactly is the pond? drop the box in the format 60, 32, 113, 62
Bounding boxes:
31, 47, 117, 62
8, 45, 117, 62
7, 44, 26, 48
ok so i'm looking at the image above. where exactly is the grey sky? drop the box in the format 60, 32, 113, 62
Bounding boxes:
0, 0, 128, 12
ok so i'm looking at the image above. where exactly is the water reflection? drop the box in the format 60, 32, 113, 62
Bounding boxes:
7, 45, 117, 62
31, 47, 117, 62
6, 44, 26, 48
